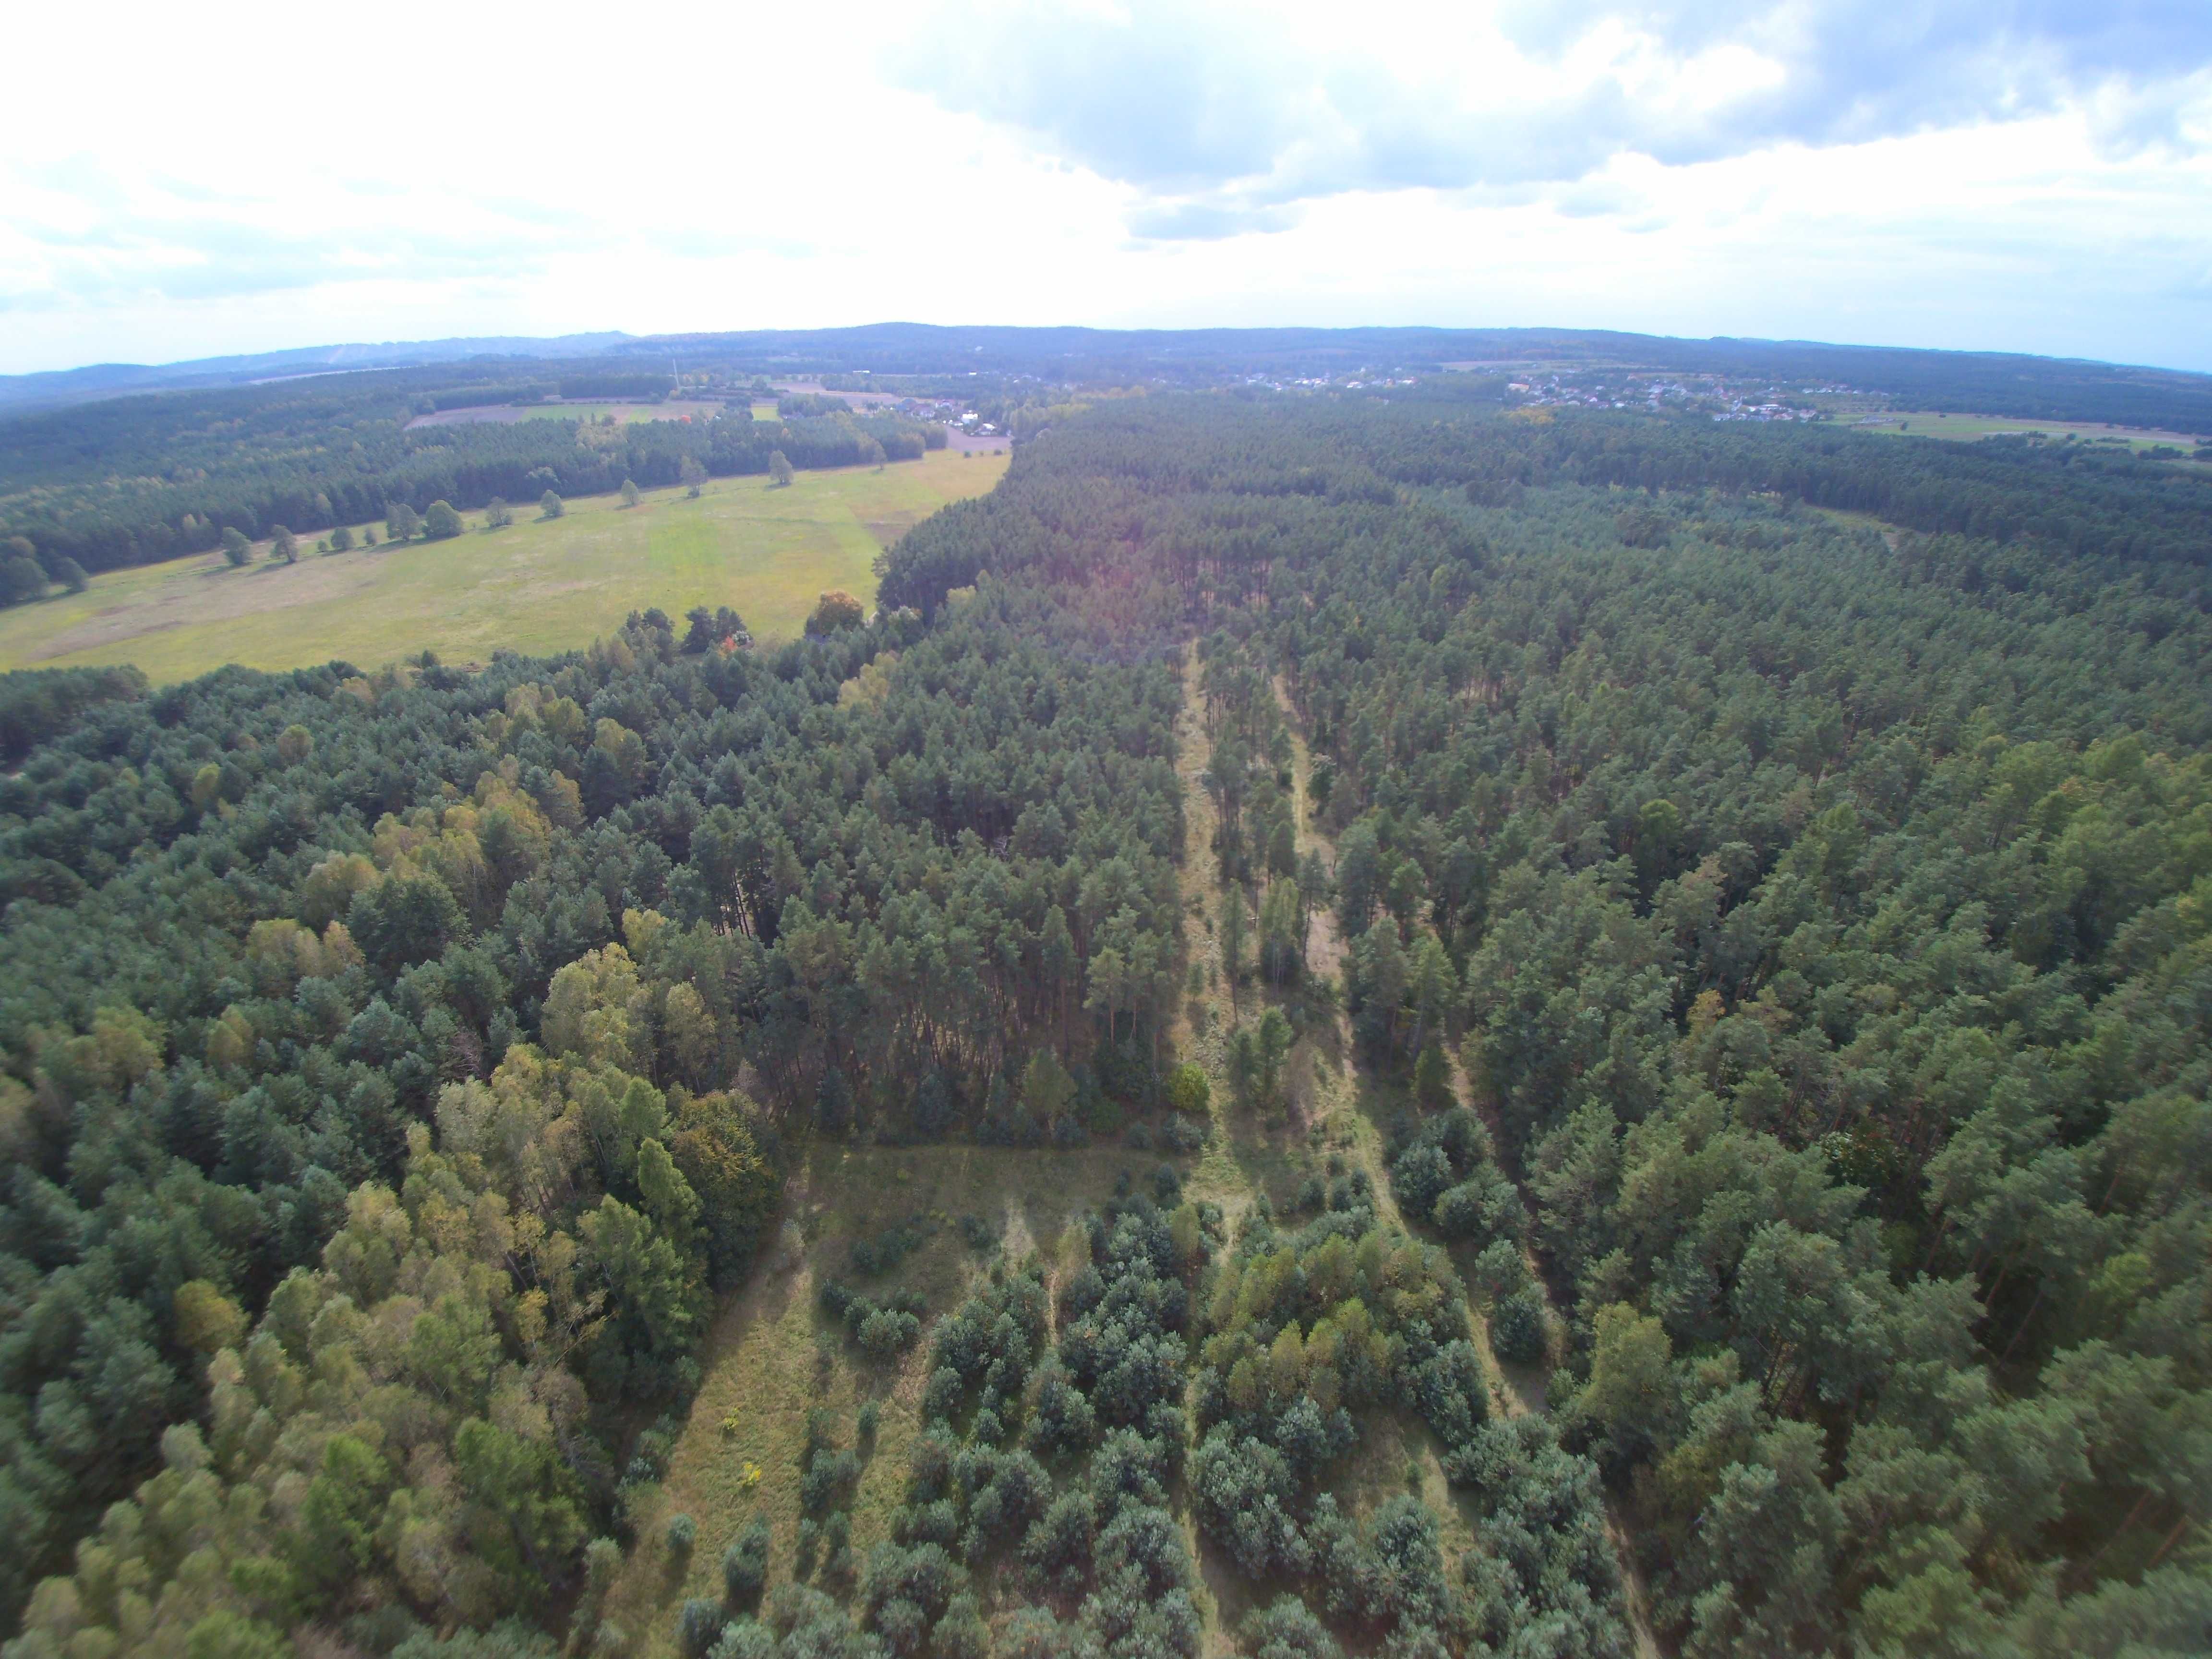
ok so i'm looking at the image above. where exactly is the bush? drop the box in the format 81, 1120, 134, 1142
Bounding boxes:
723, 1516, 770, 1609
1165, 1062, 1210, 1117
858, 1307, 922, 1354
932, 1594, 990, 1659
1242, 1594, 1343, 1659
801, 1447, 860, 1513
1391, 1144, 1454, 1220
678, 1596, 727, 1658
852, 1222, 926, 1276
710, 1622, 774, 1659
668, 1513, 698, 1555
957, 1213, 998, 1251
1161, 1115, 1208, 1154
808, 590, 866, 635
1491, 1289, 1548, 1366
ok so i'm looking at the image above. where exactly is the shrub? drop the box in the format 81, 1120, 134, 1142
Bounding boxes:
710, 1622, 775, 1659
723, 1516, 770, 1609
801, 1448, 860, 1513
1242, 1594, 1342, 1659
1165, 1062, 1210, 1117
957, 1214, 998, 1252
859, 1308, 922, 1354
1161, 1115, 1208, 1153
678, 1596, 727, 1658
1491, 1289, 1548, 1366
1391, 1144, 1453, 1220
808, 590, 866, 635
932, 1594, 990, 1659
668, 1512, 698, 1555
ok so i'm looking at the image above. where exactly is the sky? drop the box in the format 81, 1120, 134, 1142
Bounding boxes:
2, 0, 2209, 375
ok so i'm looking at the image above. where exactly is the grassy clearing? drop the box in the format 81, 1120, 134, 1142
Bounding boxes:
0, 449, 1004, 684
1860, 410, 2209, 452
507, 402, 725, 425
406, 401, 727, 429
602, 1141, 1167, 1655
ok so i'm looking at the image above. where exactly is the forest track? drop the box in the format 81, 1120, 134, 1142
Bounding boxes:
1267, 670, 1667, 1659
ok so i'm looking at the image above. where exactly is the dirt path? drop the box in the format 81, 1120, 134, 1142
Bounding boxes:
1267, 671, 1665, 1659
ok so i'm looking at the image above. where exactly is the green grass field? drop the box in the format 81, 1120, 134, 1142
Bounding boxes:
1862, 410, 2209, 452
507, 401, 724, 424
0, 450, 1004, 684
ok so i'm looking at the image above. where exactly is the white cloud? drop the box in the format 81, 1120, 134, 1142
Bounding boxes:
0, 0, 2206, 373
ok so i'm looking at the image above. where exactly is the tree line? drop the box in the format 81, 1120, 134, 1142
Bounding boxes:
0, 371, 939, 578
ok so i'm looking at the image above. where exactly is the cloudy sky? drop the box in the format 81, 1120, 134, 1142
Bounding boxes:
3, 0, 2209, 374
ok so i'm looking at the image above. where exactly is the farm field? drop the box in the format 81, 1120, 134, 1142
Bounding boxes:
406, 399, 727, 428
1859, 409, 2209, 450
0, 448, 1003, 683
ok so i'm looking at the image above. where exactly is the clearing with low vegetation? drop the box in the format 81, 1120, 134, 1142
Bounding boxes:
0, 449, 1003, 682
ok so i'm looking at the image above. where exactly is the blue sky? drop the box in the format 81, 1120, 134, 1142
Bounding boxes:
2, 0, 2208, 373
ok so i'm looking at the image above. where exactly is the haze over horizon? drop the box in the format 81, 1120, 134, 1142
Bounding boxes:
3, 0, 2209, 377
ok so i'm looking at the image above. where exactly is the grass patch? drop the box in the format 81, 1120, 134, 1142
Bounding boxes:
602, 1140, 1170, 1654
1860, 410, 2209, 452
0, 449, 1004, 684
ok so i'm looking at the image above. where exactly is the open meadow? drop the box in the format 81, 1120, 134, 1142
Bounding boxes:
1859, 409, 2210, 451
405, 399, 729, 428
0, 448, 1004, 683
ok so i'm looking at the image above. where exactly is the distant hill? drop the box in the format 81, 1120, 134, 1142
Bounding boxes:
7, 321, 2212, 432
0, 332, 634, 415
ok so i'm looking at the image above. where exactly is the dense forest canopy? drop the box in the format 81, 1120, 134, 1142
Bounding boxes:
1, 388, 2207, 1657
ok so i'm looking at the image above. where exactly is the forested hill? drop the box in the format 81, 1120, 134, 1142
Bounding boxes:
12, 322, 2210, 428
2, 391, 2209, 1656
